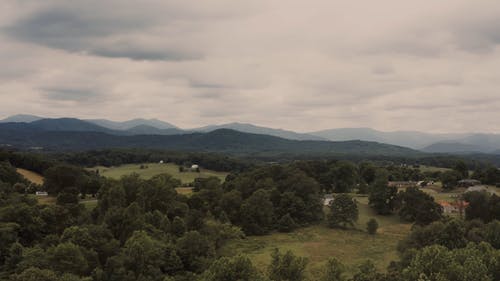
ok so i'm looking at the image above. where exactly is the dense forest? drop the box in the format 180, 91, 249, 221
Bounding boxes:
0, 149, 499, 280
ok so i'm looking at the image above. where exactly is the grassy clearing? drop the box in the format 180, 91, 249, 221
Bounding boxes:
82, 199, 98, 210
220, 195, 411, 278
417, 165, 451, 173
175, 187, 194, 195
35, 195, 56, 205
16, 168, 44, 185
89, 163, 228, 184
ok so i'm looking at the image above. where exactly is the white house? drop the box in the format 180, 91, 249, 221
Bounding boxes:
191, 164, 199, 169
35, 191, 48, 196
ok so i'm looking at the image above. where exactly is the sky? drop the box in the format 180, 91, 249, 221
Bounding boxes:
1, 0, 500, 133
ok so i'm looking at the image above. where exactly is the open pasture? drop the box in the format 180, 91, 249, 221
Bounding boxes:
220, 194, 411, 278
16, 168, 44, 185
89, 162, 228, 184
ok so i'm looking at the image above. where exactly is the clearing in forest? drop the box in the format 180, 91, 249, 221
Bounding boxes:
89, 162, 228, 184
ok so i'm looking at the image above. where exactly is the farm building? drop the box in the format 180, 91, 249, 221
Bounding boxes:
191, 164, 199, 169
457, 179, 481, 187
439, 200, 469, 214
35, 191, 48, 196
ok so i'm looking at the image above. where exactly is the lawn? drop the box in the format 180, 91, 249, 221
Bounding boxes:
220, 195, 411, 278
89, 163, 228, 184
16, 168, 44, 185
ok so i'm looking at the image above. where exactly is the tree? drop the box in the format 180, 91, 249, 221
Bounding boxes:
402, 243, 496, 281
268, 249, 308, 281
240, 189, 274, 235
0, 161, 24, 185
11, 267, 59, 281
396, 187, 442, 225
176, 231, 215, 273
47, 242, 88, 275
121, 230, 171, 279
453, 160, 468, 179
327, 194, 358, 228
171, 216, 187, 237
200, 255, 264, 281
277, 213, 298, 233
351, 260, 384, 281
43, 165, 86, 195
366, 218, 378, 235
440, 170, 462, 190
463, 191, 499, 222
320, 258, 346, 281
368, 172, 397, 215
330, 161, 358, 193
359, 162, 377, 185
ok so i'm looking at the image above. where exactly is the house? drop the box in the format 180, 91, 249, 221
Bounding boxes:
323, 194, 334, 206
159, 160, 164, 164
439, 201, 454, 213
35, 191, 48, 196
457, 179, 481, 187
191, 164, 199, 169
439, 200, 469, 214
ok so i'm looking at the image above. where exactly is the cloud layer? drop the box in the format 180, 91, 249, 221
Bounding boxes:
1, 0, 500, 133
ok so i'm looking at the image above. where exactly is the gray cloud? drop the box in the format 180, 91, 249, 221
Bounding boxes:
41, 87, 102, 102
4, 1, 207, 61
1, 0, 500, 133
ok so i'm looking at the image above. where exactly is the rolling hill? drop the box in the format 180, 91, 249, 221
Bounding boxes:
2, 115, 500, 153
0, 121, 421, 156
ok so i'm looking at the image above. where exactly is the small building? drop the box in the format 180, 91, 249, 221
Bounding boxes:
35, 191, 48, 196
191, 164, 199, 169
323, 194, 334, 206
457, 179, 481, 188
159, 160, 164, 164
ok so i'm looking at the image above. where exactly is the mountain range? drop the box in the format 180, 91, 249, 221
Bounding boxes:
1, 114, 499, 154
0, 118, 419, 156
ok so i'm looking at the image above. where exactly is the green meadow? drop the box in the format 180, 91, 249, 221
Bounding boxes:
220, 195, 412, 278
89, 162, 228, 184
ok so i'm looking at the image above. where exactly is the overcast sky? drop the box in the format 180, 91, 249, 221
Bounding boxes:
1, 0, 500, 133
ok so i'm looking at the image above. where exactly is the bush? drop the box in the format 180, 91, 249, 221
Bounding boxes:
366, 218, 378, 235
278, 214, 297, 233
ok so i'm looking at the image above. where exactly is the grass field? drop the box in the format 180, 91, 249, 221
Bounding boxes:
220, 195, 411, 278
16, 168, 44, 185
90, 163, 228, 184
417, 165, 451, 173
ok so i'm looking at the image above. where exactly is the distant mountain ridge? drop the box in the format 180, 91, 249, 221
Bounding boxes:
192, 122, 325, 141
1, 115, 500, 153
88, 118, 178, 130
0, 114, 44, 123
309, 128, 500, 153
0, 123, 421, 157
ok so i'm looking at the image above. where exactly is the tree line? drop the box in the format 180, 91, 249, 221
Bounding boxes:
0, 152, 499, 280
